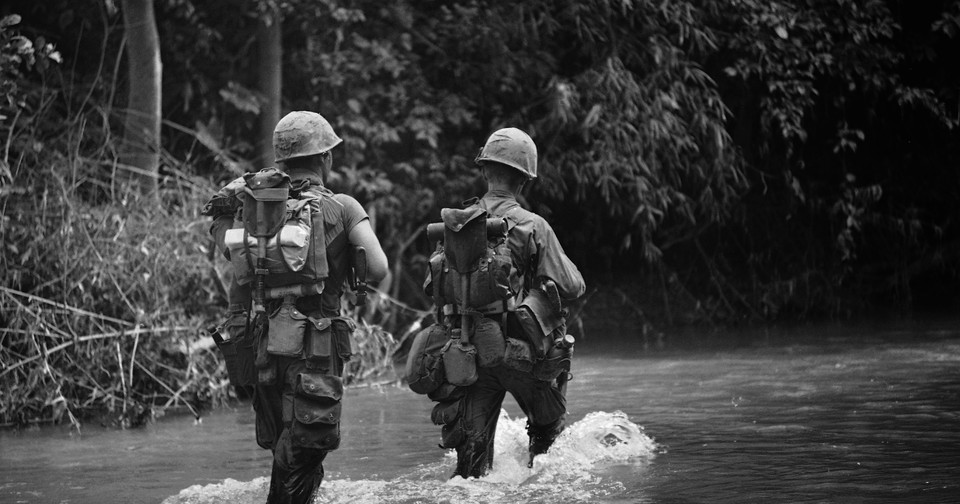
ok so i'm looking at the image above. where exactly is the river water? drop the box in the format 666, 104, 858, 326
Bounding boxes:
1, 320, 958, 503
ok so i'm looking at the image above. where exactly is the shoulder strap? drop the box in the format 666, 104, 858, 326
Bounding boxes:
321, 193, 347, 247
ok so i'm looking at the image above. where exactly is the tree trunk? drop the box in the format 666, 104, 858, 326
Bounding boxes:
255, 6, 282, 169
120, 0, 162, 202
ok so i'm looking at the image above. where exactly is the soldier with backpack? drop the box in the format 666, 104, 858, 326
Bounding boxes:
406, 127, 585, 478
203, 111, 388, 504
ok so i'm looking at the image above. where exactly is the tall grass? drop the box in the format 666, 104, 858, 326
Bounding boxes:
0, 105, 405, 433
0, 132, 407, 429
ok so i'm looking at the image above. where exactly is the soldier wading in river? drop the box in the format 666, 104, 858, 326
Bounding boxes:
203, 111, 388, 503
406, 127, 586, 477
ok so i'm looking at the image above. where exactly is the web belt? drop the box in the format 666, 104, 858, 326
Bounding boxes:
442, 297, 516, 316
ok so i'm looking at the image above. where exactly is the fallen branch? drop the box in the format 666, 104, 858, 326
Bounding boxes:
0, 286, 132, 327
134, 359, 200, 419
0, 325, 193, 378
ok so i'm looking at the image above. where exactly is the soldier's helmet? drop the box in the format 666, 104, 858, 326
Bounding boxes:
273, 111, 343, 163
474, 127, 537, 179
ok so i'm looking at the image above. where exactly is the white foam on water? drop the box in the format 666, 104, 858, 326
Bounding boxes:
164, 410, 655, 504
162, 477, 269, 504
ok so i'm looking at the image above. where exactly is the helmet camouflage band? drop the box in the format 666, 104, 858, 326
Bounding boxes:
474, 127, 538, 179
273, 111, 343, 163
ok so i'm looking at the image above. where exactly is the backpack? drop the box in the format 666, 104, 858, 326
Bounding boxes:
425, 205, 516, 313
222, 168, 332, 297
417, 205, 519, 387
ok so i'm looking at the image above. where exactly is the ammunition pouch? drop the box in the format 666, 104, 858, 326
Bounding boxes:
304, 316, 332, 364
251, 301, 355, 381
291, 372, 342, 451
331, 317, 355, 363
304, 315, 354, 376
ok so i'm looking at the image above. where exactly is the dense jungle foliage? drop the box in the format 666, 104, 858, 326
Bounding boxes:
1, 0, 957, 426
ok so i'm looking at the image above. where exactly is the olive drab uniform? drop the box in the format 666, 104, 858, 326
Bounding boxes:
408, 189, 585, 478
204, 168, 367, 503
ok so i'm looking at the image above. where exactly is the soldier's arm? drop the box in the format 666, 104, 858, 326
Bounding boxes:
347, 220, 388, 284
534, 224, 586, 300
209, 214, 234, 259
203, 176, 246, 259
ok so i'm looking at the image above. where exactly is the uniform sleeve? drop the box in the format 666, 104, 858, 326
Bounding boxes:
533, 220, 586, 300
205, 177, 246, 260
209, 214, 234, 259
201, 176, 245, 217
332, 193, 370, 233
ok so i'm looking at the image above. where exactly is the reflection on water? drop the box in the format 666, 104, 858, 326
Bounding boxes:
2, 322, 959, 503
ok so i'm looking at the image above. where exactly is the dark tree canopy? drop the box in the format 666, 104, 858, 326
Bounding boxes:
2, 0, 958, 322
1, 0, 958, 427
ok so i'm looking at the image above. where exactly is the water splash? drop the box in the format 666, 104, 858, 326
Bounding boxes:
163, 411, 655, 504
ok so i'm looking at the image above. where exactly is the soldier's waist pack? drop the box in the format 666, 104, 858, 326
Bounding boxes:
254, 300, 356, 383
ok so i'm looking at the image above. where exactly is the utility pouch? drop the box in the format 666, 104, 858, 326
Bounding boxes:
266, 301, 307, 357
405, 323, 449, 395
502, 337, 534, 372
442, 335, 478, 387
330, 317, 355, 362
304, 317, 333, 368
329, 317, 355, 377
472, 316, 505, 368
291, 372, 343, 451
431, 399, 461, 426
